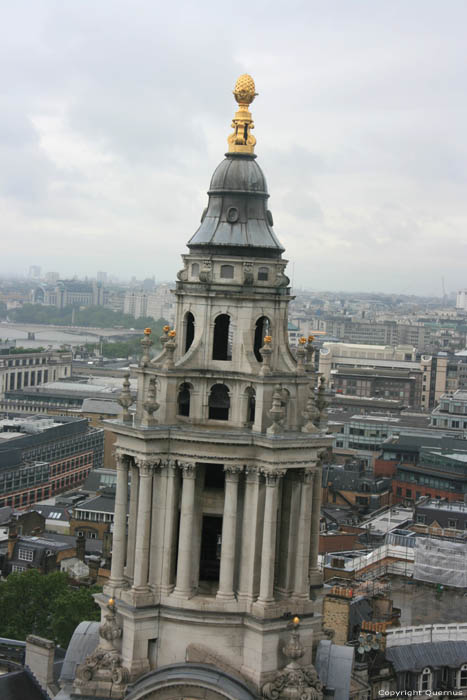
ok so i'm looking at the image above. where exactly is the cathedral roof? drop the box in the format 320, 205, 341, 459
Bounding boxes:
187, 75, 285, 258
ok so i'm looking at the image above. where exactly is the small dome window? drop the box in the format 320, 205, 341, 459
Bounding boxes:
208, 384, 230, 421
220, 264, 234, 279
258, 267, 269, 281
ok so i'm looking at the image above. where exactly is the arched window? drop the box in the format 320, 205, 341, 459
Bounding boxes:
458, 664, 467, 688
212, 314, 232, 361
253, 316, 270, 362
208, 384, 230, 420
177, 382, 191, 417
220, 264, 234, 279
191, 263, 199, 277
246, 387, 256, 423
184, 312, 195, 353
258, 266, 269, 281
420, 668, 431, 692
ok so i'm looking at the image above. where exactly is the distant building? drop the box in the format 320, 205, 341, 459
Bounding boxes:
4, 532, 76, 575
28, 265, 41, 279
456, 289, 467, 311
0, 348, 72, 399
319, 342, 450, 409
0, 416, 103, 509
123, 284, 174, 322
31, 280, 107, 308
431, 389, 467, 433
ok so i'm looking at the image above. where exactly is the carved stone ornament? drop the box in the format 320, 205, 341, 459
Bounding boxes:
199, 260, 212, 283
262, 623, 323, 700
142, 376, 159, 426
118, 373, 133, 423
243, 261, 254, 286
75, 600, 130, 692
267, 384, 285, 434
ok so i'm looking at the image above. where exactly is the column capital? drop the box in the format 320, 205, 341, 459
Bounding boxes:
135, 457, 160, 476
224, 465, 243, 481
115, 452, 129, 471
303, 468, 315, 485
244, 466, 261, 483
179, 462, 197, 478
262, 469, 286, 486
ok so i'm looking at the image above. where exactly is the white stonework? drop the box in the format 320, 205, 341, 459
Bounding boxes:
72, 79, 332, 700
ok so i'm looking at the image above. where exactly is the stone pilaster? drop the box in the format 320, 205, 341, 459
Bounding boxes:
124, 463, 139, 581
160, 461, 179, 595
132, 459, 155, 591
309, 467, 323, 587
108, 453, 129, 590
173, 463, 197, 598
237, 467, 262, 604
216, 465, 242, 601
256, 470, 285, 607
293, 469, 313, 599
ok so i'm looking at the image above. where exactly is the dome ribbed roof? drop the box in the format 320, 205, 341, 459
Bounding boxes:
187, 154, 284, 257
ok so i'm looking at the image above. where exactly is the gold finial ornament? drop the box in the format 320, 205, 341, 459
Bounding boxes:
228, 73, 257, 154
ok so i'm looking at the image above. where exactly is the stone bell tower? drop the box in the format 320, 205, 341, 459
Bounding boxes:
74, 75, 332, 700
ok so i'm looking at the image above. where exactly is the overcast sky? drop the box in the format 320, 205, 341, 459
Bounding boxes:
2, 0, 467, 295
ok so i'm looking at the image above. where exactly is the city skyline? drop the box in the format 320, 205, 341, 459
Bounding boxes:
2, 1, 467, 294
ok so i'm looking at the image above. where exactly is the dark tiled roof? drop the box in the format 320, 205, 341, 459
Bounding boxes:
0, 667, 50, 700
387, 641, 467, 672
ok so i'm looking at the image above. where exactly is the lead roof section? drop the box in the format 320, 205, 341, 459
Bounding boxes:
187, 153, 285, 258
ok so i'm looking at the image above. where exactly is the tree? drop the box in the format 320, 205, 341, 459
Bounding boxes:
0, 570, 101, 647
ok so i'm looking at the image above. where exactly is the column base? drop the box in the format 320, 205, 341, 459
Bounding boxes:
172, 587, 195, 600
251, 599, 277, 618
215, 591, 236, 602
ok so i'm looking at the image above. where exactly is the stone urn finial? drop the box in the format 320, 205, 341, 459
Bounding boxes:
118, 373, 133, 423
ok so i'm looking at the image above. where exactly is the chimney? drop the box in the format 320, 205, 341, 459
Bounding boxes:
7, 528, 18, 559
76, 532, 85, 562
25, 635, 55, 692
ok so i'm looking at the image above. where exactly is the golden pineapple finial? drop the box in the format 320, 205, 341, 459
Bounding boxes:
227, 74, 258, 155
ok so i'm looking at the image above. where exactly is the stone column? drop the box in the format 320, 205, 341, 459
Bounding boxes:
216, 466, 242, 601
124, 463, 139, 580
160, 461, 179, 594
293, 469, 313, 598
309, 467, 323, 587
257, 470, 284, 605
173, 463, 197, 597
132, 459, 154, 591
109, 453, 128, 588
238, 468, 262, 603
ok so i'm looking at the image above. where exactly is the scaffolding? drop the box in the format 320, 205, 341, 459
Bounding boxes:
413, 536, 467, 588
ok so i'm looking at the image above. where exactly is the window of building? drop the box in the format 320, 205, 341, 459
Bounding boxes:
258, 266, 269, 281
416, 514, 426, 524
448, 519, 458, 529
458, 664, 467, 687
396, 487, 402, 496
212, 314, 232, 361
18, 548, 34, 562
208, 384, 230, 420
253, 316, 270, 362
220, 264, 234, 279
177, 382, 192, 417
245, 386, 256, 423
12, 565, 26, 573
406, 488, 412, 498
420, 668, 432, 692
184, 312, 195, 353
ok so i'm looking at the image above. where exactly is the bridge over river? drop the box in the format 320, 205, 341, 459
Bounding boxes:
0, 322, 141, 348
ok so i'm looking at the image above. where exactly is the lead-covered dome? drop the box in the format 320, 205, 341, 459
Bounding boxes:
187, 153, 284, 257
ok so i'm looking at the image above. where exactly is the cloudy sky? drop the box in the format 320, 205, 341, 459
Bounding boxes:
2, 0, 467, 295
